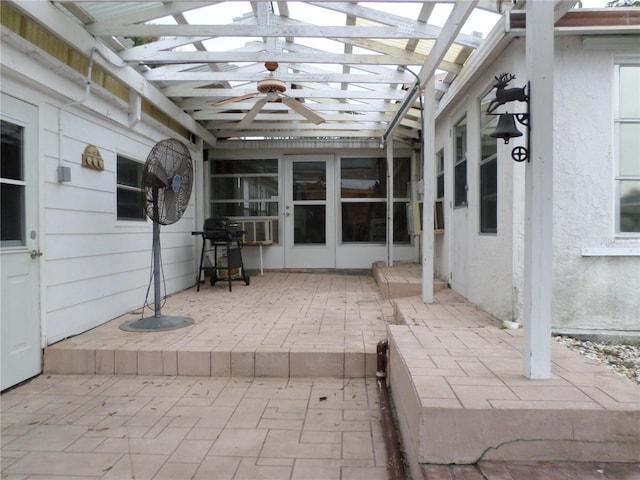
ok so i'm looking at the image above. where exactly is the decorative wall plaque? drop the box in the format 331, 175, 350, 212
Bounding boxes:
82, 144, 104, 171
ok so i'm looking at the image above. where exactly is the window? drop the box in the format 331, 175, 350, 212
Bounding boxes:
116, 155, 146, 221
480, 90, 498, 233
436, 149, 445, 200
340, 157, 410, 243
210, 158, 279, 218
453, 117, 467, 207
393, 157, 411, 243
1, 120, 25, 246
616, 62, 640, 234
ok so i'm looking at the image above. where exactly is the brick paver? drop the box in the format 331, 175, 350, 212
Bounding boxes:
1, 374, 387, 479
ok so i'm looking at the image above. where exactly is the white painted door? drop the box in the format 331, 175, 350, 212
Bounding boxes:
284, 155, 336, 268
1, 94, 41, 391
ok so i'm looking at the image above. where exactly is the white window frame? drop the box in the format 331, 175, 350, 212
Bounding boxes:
614, 58, 640, 237
453, 116, 468, 208
116, 154, 146, 222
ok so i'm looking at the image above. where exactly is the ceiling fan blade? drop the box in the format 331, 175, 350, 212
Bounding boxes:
212, 92, 259, 107
237, 97, 268, 129
281, 96, 325, 125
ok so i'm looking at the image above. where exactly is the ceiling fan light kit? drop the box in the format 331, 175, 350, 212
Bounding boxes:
214, 62, 325, 129
257, 78, 286, 93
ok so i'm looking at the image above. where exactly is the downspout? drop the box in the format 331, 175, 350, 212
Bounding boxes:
57, 47, 96, 182
376, 340, 405, 480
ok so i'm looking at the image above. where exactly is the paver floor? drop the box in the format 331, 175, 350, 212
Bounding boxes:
1, 374, 387, 479
2, 268, 639, 479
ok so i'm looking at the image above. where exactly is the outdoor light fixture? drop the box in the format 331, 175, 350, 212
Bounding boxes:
488, 72, 530, 162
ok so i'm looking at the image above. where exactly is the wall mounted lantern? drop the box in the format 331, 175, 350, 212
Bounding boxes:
488, 73, 530, 162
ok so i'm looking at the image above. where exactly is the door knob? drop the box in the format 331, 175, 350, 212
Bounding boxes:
30, 250, 43, 259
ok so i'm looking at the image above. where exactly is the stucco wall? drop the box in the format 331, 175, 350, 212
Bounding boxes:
551, 36, 639, 334
435, 35, 639, 334
2, 43, 201, 344
433, 44, 525, 322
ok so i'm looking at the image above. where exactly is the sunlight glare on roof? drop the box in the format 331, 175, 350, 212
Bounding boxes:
285, 2, 346, 26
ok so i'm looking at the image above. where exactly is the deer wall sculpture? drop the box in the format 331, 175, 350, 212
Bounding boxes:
487, 73, 529, 114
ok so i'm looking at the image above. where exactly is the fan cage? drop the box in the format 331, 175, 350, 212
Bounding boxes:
143, 138, 194, 226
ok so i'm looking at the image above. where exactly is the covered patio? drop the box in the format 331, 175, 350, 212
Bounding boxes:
41, 264, 640, 473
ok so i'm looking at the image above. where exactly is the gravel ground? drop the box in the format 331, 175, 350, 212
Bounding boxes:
555, 335, 640, 384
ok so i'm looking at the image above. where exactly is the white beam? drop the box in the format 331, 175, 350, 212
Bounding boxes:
383, 1, 477, 143
143, 70, 414, 84
387, 140, 394, 266
422, 77, 435, 304
523, 0, 554, 380
8, 0, 218, 147
88, 23, 455, 40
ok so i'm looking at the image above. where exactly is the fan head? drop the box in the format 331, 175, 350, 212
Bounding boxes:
143, 139, 193, 225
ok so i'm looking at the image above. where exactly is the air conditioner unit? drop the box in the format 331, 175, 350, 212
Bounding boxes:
235, 220, 274, 245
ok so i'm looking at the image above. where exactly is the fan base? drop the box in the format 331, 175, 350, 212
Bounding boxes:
119, 315, 194, 332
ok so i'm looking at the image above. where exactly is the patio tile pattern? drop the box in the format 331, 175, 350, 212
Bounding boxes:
3, 265, 639, 478
44, 272, 393, 378
1, 375, 387, 479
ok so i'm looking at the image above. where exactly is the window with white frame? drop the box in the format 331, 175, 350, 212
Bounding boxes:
436, 148, 445, 200
615, 61, 640, 234
210, 159, 279, 219
340, 156, 410, 243
453, 116, 467, 207
479, 90, 498, 234
116, 155, 146, 221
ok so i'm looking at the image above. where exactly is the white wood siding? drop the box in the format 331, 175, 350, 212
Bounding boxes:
2, 43, 200, 344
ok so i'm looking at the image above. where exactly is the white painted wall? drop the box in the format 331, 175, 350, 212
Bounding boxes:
551, 36, 640, 334
435, 35, 639, 334
434, 44, 524, 322
2, 43, 201, 345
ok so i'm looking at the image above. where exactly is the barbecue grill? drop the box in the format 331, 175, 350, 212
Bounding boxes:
192, 217, 250, 291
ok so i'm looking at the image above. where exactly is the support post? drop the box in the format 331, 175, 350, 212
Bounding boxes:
422, 77, 435, 303
387, 139, 394, 267
523, 1, 554, 379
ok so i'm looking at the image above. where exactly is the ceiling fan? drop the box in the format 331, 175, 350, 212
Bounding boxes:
213, 62, 325, 129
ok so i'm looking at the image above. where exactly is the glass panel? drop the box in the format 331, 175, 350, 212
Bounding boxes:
393, 158, 410, 198
341, 158, 385, 198
212, 159, 278, 175
480, 125, 498, 160
620, 180, 640, 233
117, 156, 144, 188
294, 205, 325, 244
454, 117, 467, 207
436, 149, 445, 199
341, 202, 386, 243
212, 176, 278, 200
212, 201, 278, 217
293, 161, 326, 201
1, 184, 25, 245
1, 120, 24, 181
480, 157, 497, 233
620, 123, 640, 176
393, 202, 410, 243
117, 188, 145, 221
437, 175, 445, 199
454, 118, 467, 162
454, 161, 467, 207
619, 66, 640, 120
1, 120, 25, 246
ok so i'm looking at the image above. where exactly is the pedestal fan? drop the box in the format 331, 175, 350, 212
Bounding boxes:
120, 139, 195, 332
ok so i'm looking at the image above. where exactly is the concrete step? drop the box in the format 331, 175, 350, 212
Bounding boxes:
387, 323, 640, 476
43, 346, 379, 378
373, 261, 446, 299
